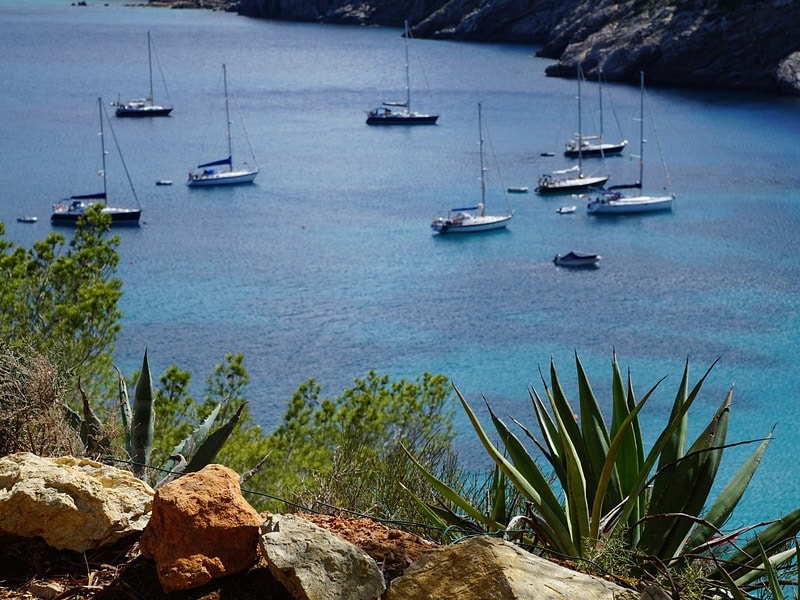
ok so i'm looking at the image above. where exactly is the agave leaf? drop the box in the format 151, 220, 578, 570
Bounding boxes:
161, 402, 223, 478
114, 365, 132, 457
78, 380, 105, 453
757, 537, 787, 600
452, 387, 577, 554
130, 349, 154, 476
713, 560, 751, 600
590, 391, 650, 541
649, 360, 719, 510
183, 402, 246, 474
488, 464, 508, 525
617, 362, 716, 532
606, 354, 636, 511
658, 358, 691, 467
686, 430, 772, 551
547, 358, 594, 490
528, 386, 566, 482
402, 442, 504, 532
574, 353, 614, 503
400, 482, 484, 538
486, 403, 563, 521
560, 419, 590, 551
725, 507, 800, 582
641, 390, 731, 559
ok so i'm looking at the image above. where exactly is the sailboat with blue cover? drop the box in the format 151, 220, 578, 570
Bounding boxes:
188, 64, 258, 187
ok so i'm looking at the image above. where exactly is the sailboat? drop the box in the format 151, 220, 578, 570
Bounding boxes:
52, 97, 141, 226
366, 20, 438, 125
431, 103, 513, 234
536, 66, 609, 194
587, 72, 674, 215
187, 64, 259, 187
564, 70, 626, 157
113, 32, 173, 118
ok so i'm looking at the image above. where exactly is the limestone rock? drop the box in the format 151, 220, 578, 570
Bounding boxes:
139, 464, 262, 592
236, 0, 800, 92
260, 513, 386, 600
386, 535, 639, 600
0, 452, 153, 552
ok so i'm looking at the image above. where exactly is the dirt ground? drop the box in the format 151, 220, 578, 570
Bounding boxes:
0, 514, 438, 600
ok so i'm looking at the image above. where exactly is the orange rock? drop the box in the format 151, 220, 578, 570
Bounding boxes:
139, 464, 261, 592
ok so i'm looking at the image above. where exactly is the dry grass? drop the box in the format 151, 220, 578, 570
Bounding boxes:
0, 343, 84, 458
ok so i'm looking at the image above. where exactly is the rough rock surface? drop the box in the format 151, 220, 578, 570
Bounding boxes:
229, 0, 800, 93
0, 452, 153, 552
139, 463, 262, 592
260, 513, 387, 600
385, 535, 639, 599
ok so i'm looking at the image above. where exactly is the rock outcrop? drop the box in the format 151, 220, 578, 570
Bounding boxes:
385, 535, 640, 599
0, 452, 153, 552
139, 463, 263, 592
233, 0, 800, 93
261, 513, 387, 600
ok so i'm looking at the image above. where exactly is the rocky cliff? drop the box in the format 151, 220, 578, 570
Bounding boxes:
231, 0, 800, 93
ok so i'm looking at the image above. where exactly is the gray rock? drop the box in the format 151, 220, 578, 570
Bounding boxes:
260, 513, 386, 600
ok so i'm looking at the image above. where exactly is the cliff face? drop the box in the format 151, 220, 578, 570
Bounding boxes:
234, 0, 800, 93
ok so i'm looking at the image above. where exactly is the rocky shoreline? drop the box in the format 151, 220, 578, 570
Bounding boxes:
138, 0, 800, 94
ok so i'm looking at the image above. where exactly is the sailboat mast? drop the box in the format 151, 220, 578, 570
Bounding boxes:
577, 65, 584, 172
478, 102, 486, 215
638, 71, 644, 187
403, 20, 411, 114
223, 63, 233, 164
598, 69, 604, 142
147, 31, 154, 103
98, 97, 107, 199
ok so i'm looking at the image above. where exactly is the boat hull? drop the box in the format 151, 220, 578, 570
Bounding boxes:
536, 175, 609, 194
187, 169, 258, 187
587, 194, 674, 214
431, 214, 512, 234
366, 113, 438, 125
564, 141, 626, 158
554, 252, 601, 267
115, 106, 173, 117
51, 207, 141, 226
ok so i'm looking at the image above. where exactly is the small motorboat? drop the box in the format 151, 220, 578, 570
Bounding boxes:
553, 251, 601, 267
156, 179, 173, 186
507, 186, 529, 194
17, 216, 38, 223
557, 205, 577, 214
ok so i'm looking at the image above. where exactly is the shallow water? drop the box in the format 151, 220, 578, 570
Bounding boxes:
3, 1, 800, 525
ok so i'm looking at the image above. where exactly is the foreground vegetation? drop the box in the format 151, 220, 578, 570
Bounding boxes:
1, 211, 799, 598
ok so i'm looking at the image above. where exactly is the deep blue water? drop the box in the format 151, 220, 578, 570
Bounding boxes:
3, 0, 800, 525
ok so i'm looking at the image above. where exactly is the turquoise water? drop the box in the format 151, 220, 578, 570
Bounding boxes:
3, 1, 800, 525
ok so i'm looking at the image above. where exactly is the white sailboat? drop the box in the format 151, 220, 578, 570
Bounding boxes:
587, 72, 674, 215
366, 20, 438, 125
431, 103, 513, 234
52, 97, 141, 226
113, 32, 173, 118
188, 64, 259, 187
537, 65, 609, 194
564, 69, 626, 157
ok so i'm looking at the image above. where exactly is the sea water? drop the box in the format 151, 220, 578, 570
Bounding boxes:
2, 1, 800, 526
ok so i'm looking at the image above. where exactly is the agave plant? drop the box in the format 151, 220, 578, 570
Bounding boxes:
408, 352, 800, 593
69, 349, 246, 487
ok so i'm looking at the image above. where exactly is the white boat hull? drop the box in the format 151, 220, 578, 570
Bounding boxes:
536, 174, 609, 194
187, 169, 258, 187
431, 213, 512, 234
587, 194, 674, 214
